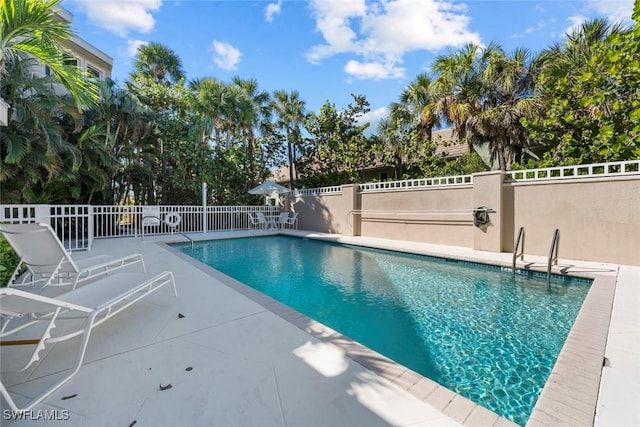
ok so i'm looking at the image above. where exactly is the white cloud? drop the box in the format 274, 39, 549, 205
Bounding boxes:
565, 15, 589, 37
307, 0, 480, 81
212, 41, 242, 71
126, 39, 148, 57
265, 0, 283, 23
357, 106, 389, 128
588, 0, 634, 22
70, 0, 162, 37
344, 60, 405, 80
525, 22, 545, 34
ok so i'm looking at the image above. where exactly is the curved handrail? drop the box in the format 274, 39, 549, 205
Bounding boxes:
512, 226, 525, 274
547, 229, 560, 281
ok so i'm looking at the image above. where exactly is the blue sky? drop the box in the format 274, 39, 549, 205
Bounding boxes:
62, 0, 634, 126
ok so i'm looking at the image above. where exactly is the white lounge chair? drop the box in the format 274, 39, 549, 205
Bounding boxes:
0, 270, 177, 412
283, 212, 299, 229
247, 213, 267, 230
0, 223, 145, 289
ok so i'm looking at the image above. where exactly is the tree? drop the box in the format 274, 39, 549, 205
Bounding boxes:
230, 76, 270, 181
190, 77, 232, 146
392, 73, 439, 142
432, 42, 494, 146
0, 0, 98, 110
0, 55, 76, 201
301, 94, 376, 186
432, 42, 541, 170
131, 42, 184, 84
271, 89, 306, 188
465, 47, 543, 170
522, 17, 639, 165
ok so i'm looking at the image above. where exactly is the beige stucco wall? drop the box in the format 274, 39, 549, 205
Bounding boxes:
359, 186, 475, 247
507, 176, 640, 265
288, 173, 639, 266
289, 188, 355, 235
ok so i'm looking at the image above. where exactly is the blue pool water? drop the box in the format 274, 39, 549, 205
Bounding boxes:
175, 236, 591, 425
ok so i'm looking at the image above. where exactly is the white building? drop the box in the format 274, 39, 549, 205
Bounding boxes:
0, 6, 113, 125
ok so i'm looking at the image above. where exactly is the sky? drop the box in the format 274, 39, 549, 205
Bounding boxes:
61, 0, 635, 126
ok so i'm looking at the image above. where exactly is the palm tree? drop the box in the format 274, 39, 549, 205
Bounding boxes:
392, 73, 439, 141
131, 42, 184, 84
465, 47, 543, 170
190, 77, 233, 146
432, 42, 498, 145
376, 116, 405, 179
0, 0, 98, 110
270, 89, 306, 188
0, 54, 78, 201
230, 77, 270, 178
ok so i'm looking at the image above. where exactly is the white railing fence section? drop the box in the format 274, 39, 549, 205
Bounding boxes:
1, 205, 92, 251
505, 159, 640, 182
1, 205, 279, 251
358, 174, 473, 192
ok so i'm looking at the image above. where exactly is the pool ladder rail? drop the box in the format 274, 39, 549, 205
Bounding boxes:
547, 229, 560, 281
512, 226, 525, 275
512, 227, 560, 282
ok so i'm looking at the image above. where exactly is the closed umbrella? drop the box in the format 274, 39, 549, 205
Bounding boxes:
248, 180, 289, 195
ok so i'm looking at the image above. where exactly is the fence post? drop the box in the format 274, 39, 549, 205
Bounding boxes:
88, 205, 94, 250
35, 205, 50, 225
202, 182, 207, 233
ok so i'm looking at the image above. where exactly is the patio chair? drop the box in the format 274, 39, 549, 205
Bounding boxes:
0, 223, 145, 289
248, 213, 267, 230
276, 212, 290, 229
0, 270, 177, 412
255, 212, 269, 229
283, 212, 299, 229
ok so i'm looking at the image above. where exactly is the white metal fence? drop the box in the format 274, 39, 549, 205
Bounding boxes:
1, 204, 279, 251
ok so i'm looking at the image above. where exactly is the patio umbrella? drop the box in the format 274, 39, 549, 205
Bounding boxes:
248, 180, 289, 195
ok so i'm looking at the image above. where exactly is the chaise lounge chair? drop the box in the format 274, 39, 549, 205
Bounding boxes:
0, 223, 145, 289
0, 270, 177, 412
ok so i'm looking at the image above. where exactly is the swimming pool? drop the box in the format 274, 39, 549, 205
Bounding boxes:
175, 235, 592, 425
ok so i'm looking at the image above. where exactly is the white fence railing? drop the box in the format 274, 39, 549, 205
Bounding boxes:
290, 186, 343, 196
505, 159, 640, 182
358, 174, 473, 192
1, 204, 279, 251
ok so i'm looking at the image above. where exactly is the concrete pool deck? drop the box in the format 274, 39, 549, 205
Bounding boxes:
1, 230, 637, 426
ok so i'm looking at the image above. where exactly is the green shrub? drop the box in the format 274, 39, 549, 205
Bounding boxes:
0, 236, 20, 287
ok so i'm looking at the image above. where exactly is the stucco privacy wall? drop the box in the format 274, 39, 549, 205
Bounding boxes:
287, 171, 640, 266
359, 186, 474, 247
505, 175, 640, 266
288, 185, 357, 235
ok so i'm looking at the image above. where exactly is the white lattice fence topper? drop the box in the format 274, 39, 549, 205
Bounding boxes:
290, 186, 343, 196
358, 175, 473, 192
505, 160, 640, 182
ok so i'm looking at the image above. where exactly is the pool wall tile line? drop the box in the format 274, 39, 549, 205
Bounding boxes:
527, 274, 616, 427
